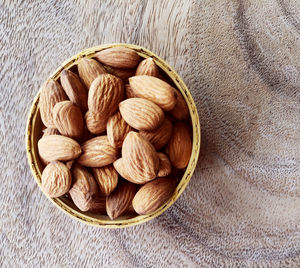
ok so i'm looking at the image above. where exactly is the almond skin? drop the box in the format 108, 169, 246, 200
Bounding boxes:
38, 135, 81, 162
94, 47, 140, 69
39, 79, 68, 128
104, 65, 136, 82
42, 128, 59, 136
88, 74, 124, 128
129, 75, 177, 111
92, 165, 118, 196
113, 158, 134, 184
106, 180, 137, 220
53, 101, 84, 139
60, 69, 88, 112
89, 196, 106, 213
135, 58, 159, 77
77, 136, 118, 167
125, 84, 136, 98
85, 110, 107, 135
139, 118, 173, 150
77, 58, 107, 89
132, 177, 176, 215
107, 112, 132, 148
121, 132, 159, 184
157, 153, 172, 177
170, 90, 189, 120
119, 98, 164, 131
41, 161, 72, 198
166, 122, 192, 169
69, 164, 99, 212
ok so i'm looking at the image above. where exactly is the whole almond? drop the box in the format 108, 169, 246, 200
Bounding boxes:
38, 135, 81, 162
41, 161, 72, 198
53, 101, 84, 139
85, 110, 107, 135
69, 164, 99, 211
106, 180, 136, 220
107, 112, 132, 148
132, 177, 176, 215
104, 65, 136, 82
92, 165, 118, 196
171, 90, 189, 120
119, 98, 164, 131
139, 118, 173, 150
42, 128, 59, 137
135, 58, 159, 77
157, 153, 172, 177
166, 122, 192, 169
129, 75, 177, 111
95, 47, 140, 69
77, 136, 118, 167
77, 58, 107, 89
122, 132, 159, 184
89, 196, 106, 213
39, 79, 68, 128
113, 158, 134, 184
125, 84, 136, 98
60, 69, 88, 111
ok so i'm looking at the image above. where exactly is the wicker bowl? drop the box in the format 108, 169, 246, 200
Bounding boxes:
26, 43, 201, 228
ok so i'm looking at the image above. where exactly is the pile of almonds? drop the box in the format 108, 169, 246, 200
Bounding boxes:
37, 47, 192, 220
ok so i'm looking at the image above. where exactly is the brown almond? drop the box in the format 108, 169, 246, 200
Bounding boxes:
39, 79, 68, 128
60, 69, 88, 112
53, 101, 84, 139
129, 75, 177, 111
125, 84, 136, 98
135, 58, 159, 77
69, 163, 99, 211
89, 196, 106, 213
157, 153, 172, 177
106, 180, 136, 220
132, 177, 176, 215
166, 122, 192, 169
107, 112, 132, 148
85, 110, 107, 135
92, 165, 118, 196
113, 158, 135, 184
170, 90, 189, 120
65, 160, 75, 170
41, 161, 72, 198
95, 47, 140, 69
122, 132, 159, 184
77, 136, 118, 167
104, 65, 136, 82
77, 58, 107, 89
38, 135, 81, 162
119, 98, 164, 131
42, 128, 60, 136
139, 118, 173, 150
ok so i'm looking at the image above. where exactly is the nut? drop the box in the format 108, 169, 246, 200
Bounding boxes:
135, 58, 159, 77
157, 153, 172, 177
85, 110, 107, 135
92, 165, 118, 196
170, 89, 189, 120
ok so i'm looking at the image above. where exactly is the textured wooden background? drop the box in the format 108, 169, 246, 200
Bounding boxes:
0, 0, 299, 267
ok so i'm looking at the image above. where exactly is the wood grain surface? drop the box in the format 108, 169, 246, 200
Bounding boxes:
0, 0, 299, 267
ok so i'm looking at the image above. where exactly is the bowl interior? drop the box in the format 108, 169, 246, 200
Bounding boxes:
26, 43, 201, 227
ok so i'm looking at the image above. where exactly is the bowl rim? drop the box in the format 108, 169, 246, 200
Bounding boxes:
25, 43, 201, 228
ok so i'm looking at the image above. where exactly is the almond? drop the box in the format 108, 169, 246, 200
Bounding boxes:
106, 180, 136, 220
89, 196, 106, 213
104, 65, 136, 82
69, 163, 99, 211
125, 84, 136, 98
129, 75, 177, 111
170, 90, 189, 120
65, 160, 75, 170
88, 74, 124, 128
113, 158, 134, 183
38, 135, 81, 162
60, 69, 88, 112
107, 112, 132, 148
132, 177, 176, 215
41, 161, 72, 198
92, 165, 118, 196
94, 47, 140, 69
77, 58, 107, 89
85, 110, 107, 135
157, 153, 172, 177
121, 132, 159, 184
166, 122, 192, 169
42, 128, 59, 136
139, 118, 173, 150
77, 136, 118, 167
135, 58, 159, 77
39, 79, 68, 128
53, 101, 84, 139
119, 98, 164, 131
